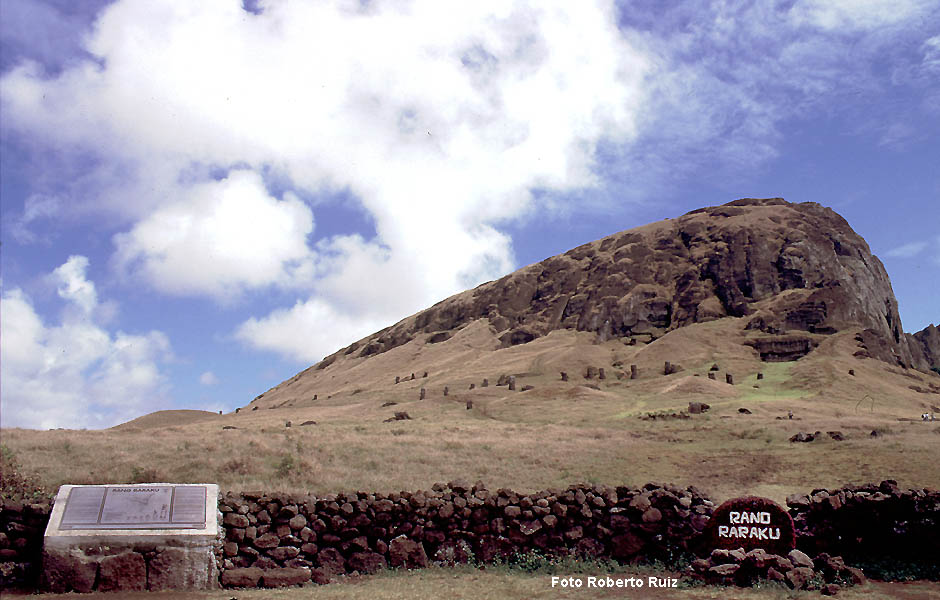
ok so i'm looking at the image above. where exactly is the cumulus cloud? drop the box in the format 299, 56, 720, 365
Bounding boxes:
113, 170, 316, 300
52, 255, 98, 315
1, 0, 648, 361
199, 371, 219, 386
2, 0, 938, 363
235, 297, 390, 364
0, 257, 172, 429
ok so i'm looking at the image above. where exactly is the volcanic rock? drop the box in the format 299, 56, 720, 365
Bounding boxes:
314, 199, 924, 369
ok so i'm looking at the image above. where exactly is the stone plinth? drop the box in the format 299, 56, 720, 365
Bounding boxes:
42, 483, 221, 593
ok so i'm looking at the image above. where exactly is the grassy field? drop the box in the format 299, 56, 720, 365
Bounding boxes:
3, 320, 939, 598
3, 356, 938, 504
6, 566, 939, 600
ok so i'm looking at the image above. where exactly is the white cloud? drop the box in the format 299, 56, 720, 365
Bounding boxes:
235, 297, 389, 364
885, 240, 929, 258
0, 257, 172, 429
199, 371, 219, 386
113, 170, 315, 300
52, 255, 98, 315
2, 0, 937, 364
1, 0, 649, 360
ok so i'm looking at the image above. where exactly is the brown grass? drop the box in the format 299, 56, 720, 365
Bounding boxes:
4, 318, 940, 597
3, 319, 939, 502
6, 567, 939, 600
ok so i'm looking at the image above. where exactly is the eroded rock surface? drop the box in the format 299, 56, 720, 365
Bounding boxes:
308, 199, 928, 372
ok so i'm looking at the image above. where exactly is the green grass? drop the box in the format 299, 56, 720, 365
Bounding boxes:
735, 362, 804, 404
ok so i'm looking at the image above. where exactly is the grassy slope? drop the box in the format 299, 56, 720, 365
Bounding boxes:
4, 318, 938, 504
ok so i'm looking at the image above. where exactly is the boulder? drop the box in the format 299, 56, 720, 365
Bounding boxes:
389, 535, 429, 569
98, 552, 146, 592
261, 567, 311, 587
221, 567, 264, 588
347, 551, 387, 574
40, 550, 98, 593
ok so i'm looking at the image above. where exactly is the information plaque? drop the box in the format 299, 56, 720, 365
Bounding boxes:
59, 485, 207, 530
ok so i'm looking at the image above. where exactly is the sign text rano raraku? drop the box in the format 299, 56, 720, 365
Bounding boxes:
703, 496, 795, 554
717, 511, 781, 540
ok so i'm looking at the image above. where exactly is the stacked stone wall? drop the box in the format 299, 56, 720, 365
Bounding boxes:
786, 480, 940, 568
3, 480, 938, 591
0, 499, 51, 589
218, 481, 713, 587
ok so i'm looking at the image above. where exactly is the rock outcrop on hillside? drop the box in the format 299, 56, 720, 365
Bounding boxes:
910, 324, 940, 371
317, 198, 933, 372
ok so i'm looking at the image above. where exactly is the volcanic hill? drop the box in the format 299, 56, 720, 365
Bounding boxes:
245, 198, 938, 412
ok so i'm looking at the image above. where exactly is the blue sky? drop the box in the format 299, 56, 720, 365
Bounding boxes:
1, 0, 938, 430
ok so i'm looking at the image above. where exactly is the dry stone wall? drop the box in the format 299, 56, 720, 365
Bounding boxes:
786, 480, 940, 568
218, 481, 713, 587
0, 499, 50, 589
3, 480, 938, 591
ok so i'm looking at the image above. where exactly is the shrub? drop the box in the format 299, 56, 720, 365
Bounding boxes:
1, 444, 52, 503
274, 454, 296, 479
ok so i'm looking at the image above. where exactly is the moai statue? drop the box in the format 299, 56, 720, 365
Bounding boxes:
757, 372, 764, 380
726, 373, 734, 385
285, 420, 292, 428
469, 383, 476, 390
630, 364, 638, 379
411, 373, 416, 380
598, 368, 606, 380
508, 376, 516, 391
585, 366, 598, 379
395, 376, 400, 384
423, 371, 428, 378
218, 410, 223, 415
419, 388, 426, 400
707, 372, 716, 380
443, 386, 449, 397
560, 372, 569, 382
313, 394, 318, 400
482, 378, 489, 387
664, 361, 672, 375
466, 399, 473, 410
848, 369, 855, 376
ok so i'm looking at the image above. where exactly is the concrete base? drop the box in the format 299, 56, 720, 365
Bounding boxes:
42, 484, 221, 592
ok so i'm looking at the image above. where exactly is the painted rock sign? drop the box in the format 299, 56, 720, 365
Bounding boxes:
702, 496, 795, 555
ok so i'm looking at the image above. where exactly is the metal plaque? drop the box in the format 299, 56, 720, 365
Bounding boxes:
60, 485, 207, 530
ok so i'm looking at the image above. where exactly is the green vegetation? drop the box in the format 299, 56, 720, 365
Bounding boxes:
850, 557, 940, 582
0, 444, 52, 503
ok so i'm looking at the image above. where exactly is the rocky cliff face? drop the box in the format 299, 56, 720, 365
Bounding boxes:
910, 324, 940, 371
318, 198, 933, 372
